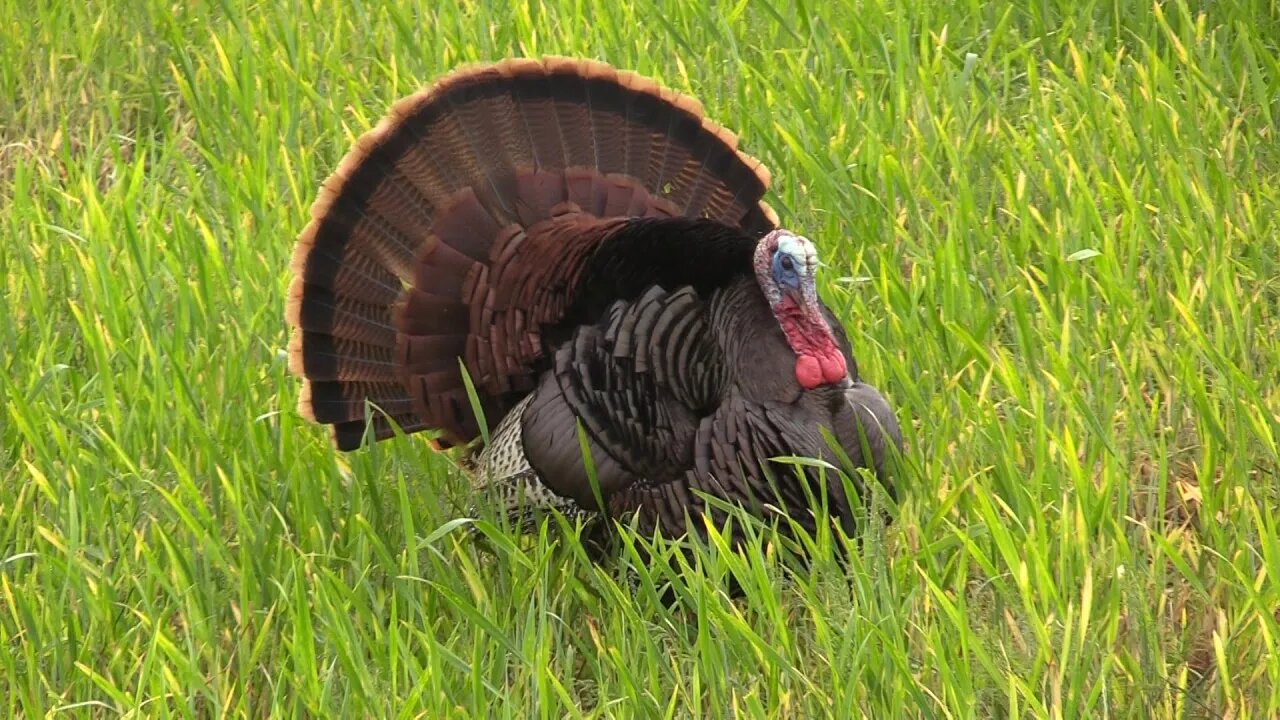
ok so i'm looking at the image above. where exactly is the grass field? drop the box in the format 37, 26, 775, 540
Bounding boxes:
4, 0, 1280, 716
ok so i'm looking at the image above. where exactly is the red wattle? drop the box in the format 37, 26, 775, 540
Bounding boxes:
776, 295, 848, 389
818, 348, 847, 383
795, 349, 847, 389
795, 355, 823, 389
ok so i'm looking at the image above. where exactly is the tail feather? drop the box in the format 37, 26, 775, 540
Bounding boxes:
378, 135, 455, 215
288, 332, 398, 383
286, 279, 397, 346
332, 412, 429, 450
394, 289, 471, 336
564, 168, 608, 216
287, 56, 778, 451
545, 58, 596, 169
512, 170, 570, 226
410, 235, 479, 298
302, 380, 417, 424
601, 176, 643, 218
319, 146, 432, 279
430, 187, 503, 262
584, 63, 628, 174
289, 251, 402, 307
509, 65, 570, 172
680, 125, 741, 217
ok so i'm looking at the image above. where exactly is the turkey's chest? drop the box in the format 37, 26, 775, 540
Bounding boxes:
719, 388, 845, 460
709, 289, 855, 469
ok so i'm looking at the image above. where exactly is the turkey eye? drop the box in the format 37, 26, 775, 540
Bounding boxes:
780, 254, 795, 272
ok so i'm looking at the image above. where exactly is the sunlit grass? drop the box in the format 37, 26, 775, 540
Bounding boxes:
3, 0, 1279, 716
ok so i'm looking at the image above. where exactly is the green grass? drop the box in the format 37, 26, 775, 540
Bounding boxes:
3, 0, 1279, 716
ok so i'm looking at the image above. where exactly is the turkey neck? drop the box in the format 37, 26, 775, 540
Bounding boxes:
709, 280, 823, 404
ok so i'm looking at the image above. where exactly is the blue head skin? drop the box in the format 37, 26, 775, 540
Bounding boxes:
771, 247, 801, 290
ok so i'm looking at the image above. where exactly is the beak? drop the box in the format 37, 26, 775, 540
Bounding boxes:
785, 274, 821, 312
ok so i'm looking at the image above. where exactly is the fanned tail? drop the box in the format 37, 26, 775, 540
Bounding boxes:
286, 56, 777, 452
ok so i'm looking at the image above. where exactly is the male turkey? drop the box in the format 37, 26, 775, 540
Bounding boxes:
286, 57, 902, 543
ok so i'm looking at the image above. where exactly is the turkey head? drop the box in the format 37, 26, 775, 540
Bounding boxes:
753, 229, 848, 390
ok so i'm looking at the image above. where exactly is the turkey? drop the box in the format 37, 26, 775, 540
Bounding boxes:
285, 56, 902, 544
